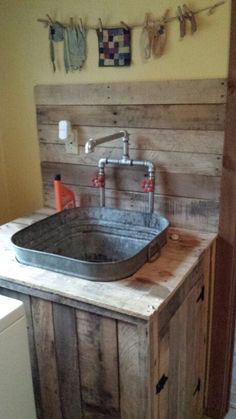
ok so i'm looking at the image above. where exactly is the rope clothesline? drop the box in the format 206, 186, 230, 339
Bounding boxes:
37, 1, 226, 30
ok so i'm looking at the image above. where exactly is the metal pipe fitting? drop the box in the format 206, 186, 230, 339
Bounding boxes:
86, 130, 155, 212
85, 130, 129, 154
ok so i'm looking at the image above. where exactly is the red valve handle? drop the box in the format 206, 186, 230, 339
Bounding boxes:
140, 178, 155, 193
92, 174, 105, 188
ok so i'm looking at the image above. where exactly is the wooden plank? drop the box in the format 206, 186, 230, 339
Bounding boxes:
118, 321, 150, 419
40, 143, 222, 177
158, 324, 170, 419
31, 298, 62, 419
37, 104, 225, 130
149, 314, 159, 419
167, 300, 182, 417
204, 243, 216, 409
206, 3, 236, 416
158, 259, 204, 332
0, 289, 43, 419
163, 280, 205, 419
38, 125, 224, 155
0, 215, 216, 321
53, 303, 83, 419
0, 277, 146, 326
185, 279, 205, 418
76, 310, 119, 418
34, 79, 227, 105
43, 182, 220, 232
41, 161, 221, 200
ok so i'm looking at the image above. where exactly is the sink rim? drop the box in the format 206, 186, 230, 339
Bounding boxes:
11, 206, 169, 281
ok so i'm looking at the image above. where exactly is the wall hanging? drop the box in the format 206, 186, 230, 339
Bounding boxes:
96, 18, 131, 67
38, 1, 226, 72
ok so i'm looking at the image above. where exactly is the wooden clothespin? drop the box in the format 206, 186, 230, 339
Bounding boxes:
46, 14, 54, 25
98, 18, 103, 32
70, 17, 74, 27
120, 21, 130, 30
78, 18, 84, 33
182, 4, 197, 33
177, 6, 186, 38
152, 9, 169, 58
144, 13, 149, 29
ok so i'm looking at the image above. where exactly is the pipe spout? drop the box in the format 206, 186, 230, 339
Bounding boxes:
85, 130, 129, 154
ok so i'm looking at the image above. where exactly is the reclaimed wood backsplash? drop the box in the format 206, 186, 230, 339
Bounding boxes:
35, 79, 226, 232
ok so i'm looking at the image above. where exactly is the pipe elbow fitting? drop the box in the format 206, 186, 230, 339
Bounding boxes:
85, 139, 96, 154
98, 158, 107, 169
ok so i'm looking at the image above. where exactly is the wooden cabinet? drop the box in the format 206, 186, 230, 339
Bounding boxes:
158, 279, 206, 419
0, 214, 215, 419
0, 249, 212, 419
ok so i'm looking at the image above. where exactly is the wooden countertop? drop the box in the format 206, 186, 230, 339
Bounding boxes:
0, 208, 216, 320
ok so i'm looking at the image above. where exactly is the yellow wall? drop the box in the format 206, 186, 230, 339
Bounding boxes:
0, 0, 231, 223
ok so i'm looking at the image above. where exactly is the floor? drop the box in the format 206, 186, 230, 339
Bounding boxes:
225, 408, 236, 418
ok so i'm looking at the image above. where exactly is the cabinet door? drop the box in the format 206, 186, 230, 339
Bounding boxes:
158, 278, 206, 419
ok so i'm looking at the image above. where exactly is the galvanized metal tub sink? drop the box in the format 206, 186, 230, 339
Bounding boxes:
11, 207, 169, 281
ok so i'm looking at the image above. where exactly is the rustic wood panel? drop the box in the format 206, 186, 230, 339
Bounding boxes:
158, 324, 170, 419
35, 80, 225, 234
158, 257, 205, 333
41, 162, 221, 201
118, 321, 150, 419
34, 79, 227, 105
185, 279, 205, 418
38, 125, 224, 154
76, 310, 120, 418
160, 279, 206, 419
40, 143, 222, 177
31, 298, 62, 419
37, 104, 225, 130
0, 215, 216, 321
149, 314, 159, 419
206, 3, 236, 416
53, 303, 83, 419
43, 182, 219, 232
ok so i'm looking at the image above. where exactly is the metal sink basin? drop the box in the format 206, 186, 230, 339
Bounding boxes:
11, 207, 169, 281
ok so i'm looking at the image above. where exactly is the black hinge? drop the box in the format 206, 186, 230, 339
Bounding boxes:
156, 374, 168, 394
196, 285, 205, 303
193, 378, 201, 396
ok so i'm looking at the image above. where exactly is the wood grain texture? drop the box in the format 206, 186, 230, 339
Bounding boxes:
161, 280, 206, 419
43, 182, 220, 233
37, 103, 225, 130
31, 298, 62, 419
41, 161, 221, 200
34, 79, 227, 105
38, 125, 224, 154
118, 321, 150, 419
158, 324, 170, 419
76, 310, 120, 418
149, 314, 159, 419
53, 303, 83, 419
206, 3, 236, 417
40, 143, 222, 177
35, 80, 225, 235
0, 214, 217, 320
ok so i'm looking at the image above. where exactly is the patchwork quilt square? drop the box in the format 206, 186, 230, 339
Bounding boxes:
96, 27, 131, 67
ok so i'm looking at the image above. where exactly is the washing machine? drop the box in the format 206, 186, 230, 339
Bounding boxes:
0, 295, 36, 419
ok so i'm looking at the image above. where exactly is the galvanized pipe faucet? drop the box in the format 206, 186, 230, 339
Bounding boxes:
85, 130, 155, 213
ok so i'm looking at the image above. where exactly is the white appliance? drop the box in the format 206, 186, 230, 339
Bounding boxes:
0, 295, 36, 419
